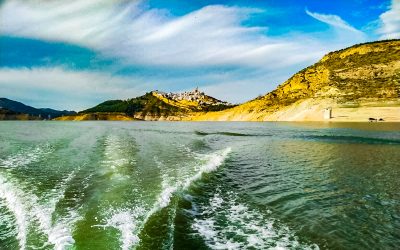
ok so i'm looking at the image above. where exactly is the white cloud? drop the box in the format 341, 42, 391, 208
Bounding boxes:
378, 0, 400, 39
306, 9, 364, 34
0, 67, 147, 110
0, 0, 326, 69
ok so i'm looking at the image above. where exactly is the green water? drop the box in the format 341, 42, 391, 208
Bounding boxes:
0, 121, 399, 250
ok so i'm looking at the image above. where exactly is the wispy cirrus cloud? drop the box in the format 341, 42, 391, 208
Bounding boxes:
305, 9, 364, 34
378, 0, 400, 39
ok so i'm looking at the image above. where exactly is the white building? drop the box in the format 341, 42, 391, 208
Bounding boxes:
323, 108, 332, 120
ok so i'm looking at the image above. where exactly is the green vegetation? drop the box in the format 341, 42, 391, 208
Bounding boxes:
80, 90, 235, 119
82, 92, 187, 117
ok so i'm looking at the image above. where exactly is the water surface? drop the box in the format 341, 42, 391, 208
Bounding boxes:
0, 121, 399, 249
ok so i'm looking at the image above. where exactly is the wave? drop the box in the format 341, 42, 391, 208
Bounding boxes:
301, 135, 400, 145
155, 147, 231, 211
101, 134, 137, 180
191, 190, 319, 250
0, 175, 28, 250
102, 135, 130, 168
104, 207, 146, 250
165, 202, 178, 249
46, 209, 80, 250
0, 171, 78, 250
92, 133, 146, 250
195, 131, 257, 137
32, 171, 79, 250
104, 147, 231, 249
0, 143, 54, 169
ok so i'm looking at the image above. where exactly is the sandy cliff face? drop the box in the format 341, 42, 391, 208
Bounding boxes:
190, 40, 400, 122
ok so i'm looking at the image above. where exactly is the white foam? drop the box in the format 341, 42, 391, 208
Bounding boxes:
186, 147, 231, 188
192, 191, 319, 250
0, 143, 54, 168
101, 135, 132, 178
165, 203, 177, 250
111, 147, 232, 249
31, 171, 79, 250
0, 175, 28, 250
104, 206, 147, 250
156, 147, 231, 211
46, 209, 80, 250
0, 171, 79, 250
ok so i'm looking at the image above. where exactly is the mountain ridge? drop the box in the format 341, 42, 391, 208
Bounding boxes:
0, 98, 76, 120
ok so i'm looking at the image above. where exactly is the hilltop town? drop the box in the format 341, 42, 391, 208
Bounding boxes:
153, 88, 231, 107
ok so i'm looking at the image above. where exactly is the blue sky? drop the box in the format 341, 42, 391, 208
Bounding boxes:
0, 0, 399, 110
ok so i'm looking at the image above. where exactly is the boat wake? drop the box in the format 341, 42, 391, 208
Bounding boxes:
0, 171, 79, 250
101, 134, 137, 180
105, 207, 146, 250
191, 190, 319, 250
154, 147, 231, 212
0, 143, 54, 169
0, 175, 28, 249
103, 147, 232, 249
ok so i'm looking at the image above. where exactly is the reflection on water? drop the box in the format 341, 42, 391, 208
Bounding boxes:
282, 121, 400, 131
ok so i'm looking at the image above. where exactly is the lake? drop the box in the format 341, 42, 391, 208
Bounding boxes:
0, 121, 399, 249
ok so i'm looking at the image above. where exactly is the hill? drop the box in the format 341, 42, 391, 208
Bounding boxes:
0, 98, 76, 120
57, 89, 234, 121
0, 108, 42, 120
189, 39, 400, 122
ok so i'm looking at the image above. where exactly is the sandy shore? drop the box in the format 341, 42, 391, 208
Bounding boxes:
185, 98, 400, 122
265, 99, 400, 122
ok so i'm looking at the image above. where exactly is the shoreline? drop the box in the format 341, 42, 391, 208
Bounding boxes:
2, 119, 399, 123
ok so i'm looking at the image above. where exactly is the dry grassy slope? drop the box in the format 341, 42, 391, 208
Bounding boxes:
190, 40, 400, 121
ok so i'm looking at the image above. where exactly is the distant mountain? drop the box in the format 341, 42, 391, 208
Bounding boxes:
57, 89, 234, 121
0, 98, 76, 120
190, 39, 400, 122
0, 107, 41, 120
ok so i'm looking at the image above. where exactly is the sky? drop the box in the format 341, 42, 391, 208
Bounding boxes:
0, 0, 399, 111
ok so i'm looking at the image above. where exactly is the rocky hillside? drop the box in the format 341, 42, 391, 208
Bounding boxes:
190, 39, 400, 122
58, 89, 234, 121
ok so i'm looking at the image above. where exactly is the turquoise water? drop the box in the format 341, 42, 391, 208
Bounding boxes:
0, 121, 399, 249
